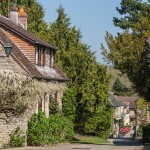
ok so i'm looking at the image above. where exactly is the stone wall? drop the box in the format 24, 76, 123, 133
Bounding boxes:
0, 43, 66, 148
0, 43, 28, 147
0, 43, 28, 75
0, 115, 27, 148
0, 99, 37, 148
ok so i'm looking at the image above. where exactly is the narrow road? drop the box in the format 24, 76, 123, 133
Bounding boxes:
48, 137, 143, 150
2, 137, 148, 150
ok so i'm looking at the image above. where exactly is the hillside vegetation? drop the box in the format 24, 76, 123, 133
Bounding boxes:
107, 67, 132, 89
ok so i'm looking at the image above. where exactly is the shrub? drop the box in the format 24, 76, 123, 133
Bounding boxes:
47, 114, 74, 144
142, 124, 150, 143
27, 111, 74, 146
9, 127, 25, 147
84, 112, 111, 139
138, 123, 148, 138
27, 111, 49, 146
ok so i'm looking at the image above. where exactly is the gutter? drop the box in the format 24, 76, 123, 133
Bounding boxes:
33, 76, 69, 82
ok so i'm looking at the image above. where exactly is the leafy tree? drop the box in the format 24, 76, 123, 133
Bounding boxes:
48, 6, 111, 137
0, 0, 48, 41
112, 78, 124, 94
136, 98, 148, 124
62, 88, 76, 122
113, 0, 150, 29
112, 77, 134, 96
101, 0, 150, 101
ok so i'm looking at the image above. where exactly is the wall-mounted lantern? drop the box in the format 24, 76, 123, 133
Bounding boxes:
4, 41, 13, 57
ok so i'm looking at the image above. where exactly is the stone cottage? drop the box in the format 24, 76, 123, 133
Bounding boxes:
0, 5, 68, 147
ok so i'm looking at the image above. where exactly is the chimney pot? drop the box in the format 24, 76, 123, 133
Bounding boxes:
18, 7, 28, 30
10, 3, 18, 25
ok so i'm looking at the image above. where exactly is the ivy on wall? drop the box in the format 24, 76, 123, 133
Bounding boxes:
0, 69, 66, 122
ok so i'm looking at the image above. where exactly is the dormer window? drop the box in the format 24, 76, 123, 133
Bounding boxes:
35, 46, 56, 68
35, 45, 45, 66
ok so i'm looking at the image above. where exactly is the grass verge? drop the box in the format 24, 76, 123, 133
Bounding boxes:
71, 134, 109, 145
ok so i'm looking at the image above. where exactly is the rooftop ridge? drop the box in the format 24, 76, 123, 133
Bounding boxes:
0, 14, 57, 50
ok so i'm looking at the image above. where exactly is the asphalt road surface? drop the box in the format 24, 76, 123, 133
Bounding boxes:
3, 137, 146, 150
48, 137, 143, 150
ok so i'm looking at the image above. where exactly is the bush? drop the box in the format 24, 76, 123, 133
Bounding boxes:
9, 127, 25, 147
27, 111, 74, 146
138, 123, 148, 138
138, 123, 150, 143
84, 111, 111, 139
142, 124, 150, 143
27, 111, 49, 146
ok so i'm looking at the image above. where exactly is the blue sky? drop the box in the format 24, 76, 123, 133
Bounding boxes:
37, 0, 122, 63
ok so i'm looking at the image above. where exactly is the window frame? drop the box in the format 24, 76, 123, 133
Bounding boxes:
50, 49, 56, 68
35, 45, 46, 66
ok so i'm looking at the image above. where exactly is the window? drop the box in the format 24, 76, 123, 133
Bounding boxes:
35, 96, 43, 114
35, 95, 49, 116
50, 50, 53, 68
50, 50, 56, 68
35, 45, 45, 66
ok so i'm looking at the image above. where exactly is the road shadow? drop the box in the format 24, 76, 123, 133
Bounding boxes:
144, 144, 150, 150
71, 136, 143, 147
109, 137, 143, 146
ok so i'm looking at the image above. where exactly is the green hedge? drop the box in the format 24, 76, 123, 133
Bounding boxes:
138, 123, 150, 143
27, 111, 74, 146
143, 124, 150, 143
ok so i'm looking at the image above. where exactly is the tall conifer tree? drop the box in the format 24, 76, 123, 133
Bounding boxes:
0, 0, 48, 40
48, 6, 111, 137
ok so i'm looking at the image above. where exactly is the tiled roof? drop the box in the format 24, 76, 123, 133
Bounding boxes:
114, 96, 138, 109
35, 65, 69, 81
0, 29, 42, 76
109, 93, 125, 107
0, 15, 57, 50
0, 15, 68, 81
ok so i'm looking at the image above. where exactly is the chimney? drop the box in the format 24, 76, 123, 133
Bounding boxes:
18, 7, 28, 30
10, 3, 18, 25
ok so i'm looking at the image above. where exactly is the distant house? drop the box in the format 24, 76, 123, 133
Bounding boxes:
0, 5, 68, 147
114, 96, 138, 126
109, 93, 125, 131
